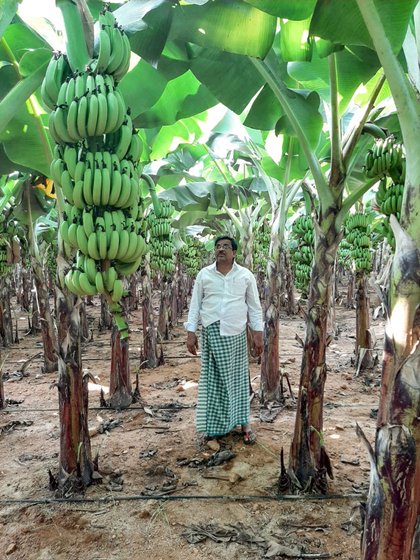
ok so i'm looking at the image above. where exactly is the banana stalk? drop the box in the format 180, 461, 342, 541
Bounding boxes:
141, 173, 162, 216
56, 0, 91, 72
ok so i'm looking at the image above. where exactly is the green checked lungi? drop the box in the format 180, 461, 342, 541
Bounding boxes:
196, 321, 249, 437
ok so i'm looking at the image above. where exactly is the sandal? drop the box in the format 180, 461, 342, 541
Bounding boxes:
243, 430, 256, 445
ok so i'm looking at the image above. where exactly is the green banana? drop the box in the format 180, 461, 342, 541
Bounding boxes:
86, 94, 99, 137
76, 94, 88, 138
73, 180, 86, 210
96, 27, 112, 73
111, 278, 124, 302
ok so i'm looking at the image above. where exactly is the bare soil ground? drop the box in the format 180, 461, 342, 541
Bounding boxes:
0, 294, 383, 560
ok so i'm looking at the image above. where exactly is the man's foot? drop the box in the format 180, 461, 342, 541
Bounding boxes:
243, 430, 256, 445
241, 425, 256, 445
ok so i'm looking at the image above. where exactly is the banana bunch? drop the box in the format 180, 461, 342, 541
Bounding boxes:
377, 182, 404, 219
372, 218, 395, 251
364, 136, 405, 181
42, 6, 146, 319
145, 202, 176, 276
253, 223, 270, 275
93, 8, 131, 82
290, 215, 314, 293
337, 238, 352, 269
294, 263, 312, 292
344, 213, 372, 273
291, 216, 314, 245
48, 73, 127, 143
179, 236, 205, 277
60, 204, 145, 262
50, 144, 141, 210
41, 52, 71, 110
0, 237, 13, 277
0, 218, 21, 275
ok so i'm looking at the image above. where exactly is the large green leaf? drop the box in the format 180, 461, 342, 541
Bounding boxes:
280, 18, 313, 61
1, 112, 52, 176
0, 23, 48, 62
176, 84, 218, 121
244, 0, 317, 20
288, 45, 381, 111
275, 90, 322, 150
150, 121, 192, 160
113, 0, 166, 33
0, 0, 19, 41
19, 48, 52, 77
127, 1, 173, 66
135, 70, 216, 128
119, 59, 168, 120
244, 84, 283, 130
170, 1, 276, 57
191, 48, 265, 114
159, 181, 226, 211
311, 0, 418, 53
157, 54, 190, 80
0, 60, 49, 136
0, 143, 28, 175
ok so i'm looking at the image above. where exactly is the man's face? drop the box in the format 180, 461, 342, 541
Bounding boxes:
215, 240, 236, 263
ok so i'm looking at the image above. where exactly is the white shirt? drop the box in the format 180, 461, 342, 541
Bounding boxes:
184, 261, 263, 336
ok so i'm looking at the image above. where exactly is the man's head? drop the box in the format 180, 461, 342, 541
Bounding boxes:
214, 236, 237, 266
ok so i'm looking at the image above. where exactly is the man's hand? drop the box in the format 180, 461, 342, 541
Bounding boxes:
186, 332, 199, 355
252, 331, 263, 357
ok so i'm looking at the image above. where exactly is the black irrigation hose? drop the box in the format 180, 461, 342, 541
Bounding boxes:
1, 403, 374, 413
1, 405, 195, 413
0, 492, 365, 506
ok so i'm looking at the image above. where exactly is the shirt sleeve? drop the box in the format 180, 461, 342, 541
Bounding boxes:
184, 271, 203, 332
246, 272, 263, 332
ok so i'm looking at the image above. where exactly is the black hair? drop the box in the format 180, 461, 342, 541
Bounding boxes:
214, 235, 238, 251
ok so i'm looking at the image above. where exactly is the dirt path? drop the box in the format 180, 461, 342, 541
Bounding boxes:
0, 299, 383, 559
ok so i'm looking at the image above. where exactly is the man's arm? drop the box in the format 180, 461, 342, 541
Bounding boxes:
246, 273, 264, 356
186, 331, 199, 355
184, 272, 203, 355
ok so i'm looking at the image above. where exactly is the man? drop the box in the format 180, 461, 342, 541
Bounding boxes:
185, 235, 263, 444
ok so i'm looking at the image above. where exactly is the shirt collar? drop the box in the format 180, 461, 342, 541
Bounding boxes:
211, 261, 238, 274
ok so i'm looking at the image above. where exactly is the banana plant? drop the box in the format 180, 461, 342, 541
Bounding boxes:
347, 1, 420, 557
13, 176, 59, 373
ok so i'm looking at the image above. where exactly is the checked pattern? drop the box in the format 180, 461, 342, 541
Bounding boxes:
196, 322, 249, 437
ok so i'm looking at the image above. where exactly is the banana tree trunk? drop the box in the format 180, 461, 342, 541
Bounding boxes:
141, 261, 158, 368
30, 290, 40, 334
361, 221, 420, 560
0, 277, 13, 347
131, 274, 140, 311
289, 222, 340, 492
56, 288, 93, 491
170, 259, 182, 327
109, 325, 132, 410
20, 265, 32, 312
32, 260, 58, 373
352, 0, 420, 552
355, 270, 374, 370
346, 270, 354, 309
80, 301, 89, 341
0, 351, 4, 409
284, 249, 296, 315
158, 279, 171, 340
260, 246, 282, 404
241, 226, 253, 270
99, 294, 112, 330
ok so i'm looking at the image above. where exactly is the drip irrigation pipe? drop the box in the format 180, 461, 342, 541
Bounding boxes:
10, 356, 197, 362
1, 403, 374, 414
0, 492, 365, 506
1, 405, 194, 413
